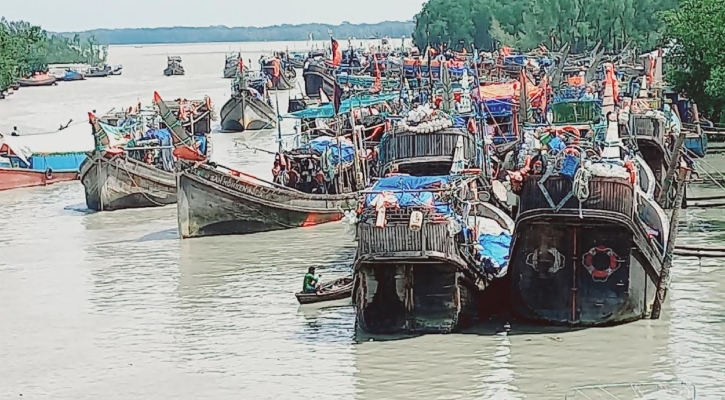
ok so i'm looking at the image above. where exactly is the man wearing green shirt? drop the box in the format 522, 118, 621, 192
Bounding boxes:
303, 266, 321, 293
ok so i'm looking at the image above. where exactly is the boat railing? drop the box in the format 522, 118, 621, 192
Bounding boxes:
379, 128, 478, 174
356, 207, 464, 265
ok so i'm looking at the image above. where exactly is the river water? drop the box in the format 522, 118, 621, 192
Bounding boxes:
0, 41, 724, 399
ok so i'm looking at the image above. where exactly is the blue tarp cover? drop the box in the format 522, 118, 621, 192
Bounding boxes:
364, 175, 453, 214
477, 232, 512, 276
306, 137, 355, 166
140, 128, 173, 171
285, 93, 399, 119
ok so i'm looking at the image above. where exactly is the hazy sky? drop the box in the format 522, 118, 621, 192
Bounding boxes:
2, 0, 426, 32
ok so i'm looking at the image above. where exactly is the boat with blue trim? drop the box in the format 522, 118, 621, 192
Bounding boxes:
0, 135, 85, 191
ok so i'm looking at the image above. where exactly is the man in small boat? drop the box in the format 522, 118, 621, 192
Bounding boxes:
303, 266, 322, 293
11, 126, 19, 137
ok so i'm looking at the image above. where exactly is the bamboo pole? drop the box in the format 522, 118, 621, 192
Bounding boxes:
651, 166, 690, 319
657, 104, 693, 205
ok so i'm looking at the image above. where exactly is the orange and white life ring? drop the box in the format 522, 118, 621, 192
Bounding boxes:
582, 246, 621, 280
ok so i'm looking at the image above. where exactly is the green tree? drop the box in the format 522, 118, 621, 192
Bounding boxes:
662, 0, 725, 121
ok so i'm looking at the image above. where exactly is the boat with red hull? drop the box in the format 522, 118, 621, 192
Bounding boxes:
0, 137, 85, 191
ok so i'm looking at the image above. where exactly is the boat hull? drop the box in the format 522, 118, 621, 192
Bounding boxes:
295, 277, 353, 305
17, 77, 57, 87
303, 62, 335, 99
79, 152, 176, 211
176, 164, 356, 238
0, 168, 78, 191
219, 95, 277, 132
509, 176, 664, 326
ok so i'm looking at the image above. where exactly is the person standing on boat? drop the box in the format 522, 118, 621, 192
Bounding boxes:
11, 126, 19, 137
303, 267, 322, 293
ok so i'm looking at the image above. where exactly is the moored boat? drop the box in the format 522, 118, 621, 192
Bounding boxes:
164, 56, 185, 76
295, 276, 353, 305
219, 71, 277, 132
17, 73, 57, 87
0, 136, 86, 191
261, 56, 294, 90
508, 64, 674, 326
302, 57, 335, 100
85, 65, 111, 78
223, 52, 244, 78
79, 93, 212, 211
60, 70, 85, 81
109, 65, 123, 75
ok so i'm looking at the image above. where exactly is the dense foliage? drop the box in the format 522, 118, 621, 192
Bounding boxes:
63, 21, 415, 45
662, 0, 725, 121
412, 0, 677, 53
0, 18, 106, 90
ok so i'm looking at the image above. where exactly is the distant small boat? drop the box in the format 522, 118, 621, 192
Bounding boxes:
17, 73, 57, 87
85, 65, 110, 78
60, 70, 85, 81
164, 56, 185, 76
295, 276, 354, 305
109, 65, 123, 76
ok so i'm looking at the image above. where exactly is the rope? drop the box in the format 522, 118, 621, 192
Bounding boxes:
572, 164, 591, 202
115, 156, 171, 207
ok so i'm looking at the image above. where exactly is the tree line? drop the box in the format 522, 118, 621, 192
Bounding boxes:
412, 0, 725, 121
412, 0, 677, 54
0, 18, 107, 90
62, 21, 416, 45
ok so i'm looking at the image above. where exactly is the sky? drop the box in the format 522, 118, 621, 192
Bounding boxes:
2, 0, 427, 32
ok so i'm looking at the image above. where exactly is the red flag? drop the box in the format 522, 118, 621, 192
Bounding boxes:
153, 91, 162, 103
238, 57, 244, 72
372, 53, 381, 92
331, 38, 342, 66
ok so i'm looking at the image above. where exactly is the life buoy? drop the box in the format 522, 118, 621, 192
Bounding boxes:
582, 246, 620, 280
559, 126, 580, 145
624, 160, 636, 184
45, 168, 53, 180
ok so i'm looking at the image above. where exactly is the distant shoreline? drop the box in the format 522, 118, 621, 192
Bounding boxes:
55, 21, 415, 46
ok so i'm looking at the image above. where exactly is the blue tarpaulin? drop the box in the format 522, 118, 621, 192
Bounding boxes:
306, 136, 355, 167
140, 128, 173, 171
364, 175, 453, 214
477, 232, 512, 276
285, 93, 399, 119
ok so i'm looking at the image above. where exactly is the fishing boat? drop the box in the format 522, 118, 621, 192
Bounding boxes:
295, 276, 353, 305
109, 65, 123, 76
302, 57, 335, 100
85, 65, 110, 78
223, 52, 244, 78
79, 94, 212, 211
219, 71, 277, 132
261, 57, 294, 90
353, 173, 515, 334
164, 56, 185, 76
508, 63, 673, 326
60, 70, 85, 81
0, 136, 86, 191
17, 73, 57, 87
174, 95, 385, 238
287, 51, 307, 69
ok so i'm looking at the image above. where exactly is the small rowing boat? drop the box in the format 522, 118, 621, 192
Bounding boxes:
295, 276, 353, 305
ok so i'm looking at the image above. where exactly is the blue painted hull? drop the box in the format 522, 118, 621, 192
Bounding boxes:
7, 151, 88, 173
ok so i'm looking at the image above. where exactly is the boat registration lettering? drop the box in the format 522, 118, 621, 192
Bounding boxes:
196, 168, 248, 192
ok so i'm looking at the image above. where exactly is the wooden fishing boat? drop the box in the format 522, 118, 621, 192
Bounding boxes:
219, 71, 277, 132
17, 73, 57, 87
164, 56, 185, 76
59, 70, 85, 81
295, 276, 353, 305
175, 161, 358, 238
302, 58, 335, 100
262, 57, 294, 90
0, 137, 86, 191
508, 65, 673, 326
85, 65, 110, 78
80, 93, 212, 211
353, 174, 515, 334
223, 52, 244, 78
